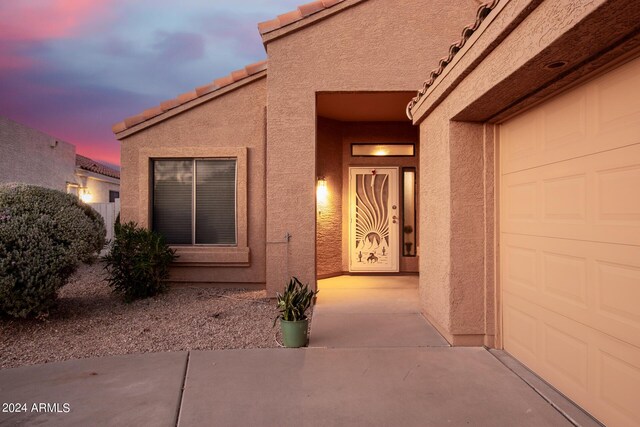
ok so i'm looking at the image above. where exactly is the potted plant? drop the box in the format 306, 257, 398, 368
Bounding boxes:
403, 225, 413, 255
274, 277, 318, 348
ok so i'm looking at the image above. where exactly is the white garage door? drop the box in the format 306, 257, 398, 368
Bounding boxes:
500, 56, 640, 427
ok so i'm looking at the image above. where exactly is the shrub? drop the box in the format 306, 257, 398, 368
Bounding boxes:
0, 184, 106, 318
104, 222, 177, 302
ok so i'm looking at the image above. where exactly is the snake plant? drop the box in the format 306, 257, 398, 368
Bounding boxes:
274, 277, 317, 325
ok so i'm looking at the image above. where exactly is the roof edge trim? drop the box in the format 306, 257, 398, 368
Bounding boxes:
259, 0, 368, 45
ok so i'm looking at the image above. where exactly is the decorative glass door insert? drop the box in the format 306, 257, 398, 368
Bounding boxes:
349, 167, 399, 272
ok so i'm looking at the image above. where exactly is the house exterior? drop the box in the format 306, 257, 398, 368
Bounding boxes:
113, 1, 640, 425
0, 116, 120, 203
73, 154, 121, 204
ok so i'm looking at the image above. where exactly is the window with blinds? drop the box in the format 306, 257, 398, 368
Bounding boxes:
152, 159, 237, 245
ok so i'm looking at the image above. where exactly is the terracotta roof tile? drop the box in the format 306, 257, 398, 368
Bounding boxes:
76, 154, 120, 180
111, 121, 127, 134
113, 60, 268, 135
142, 106, 163, 121
176, 90, 198, 104
257, 0, 347, 35
195, 83, 219, 97
406, 1, 499, 119
278, 10, 303, 26
245, 60, 268, 75
231, 69, 249, 81
124, 114, 146, 129
213, 75, 235, 88
257, 18, 281, 34
299, 1, 325, 17
160, 98, 181, 112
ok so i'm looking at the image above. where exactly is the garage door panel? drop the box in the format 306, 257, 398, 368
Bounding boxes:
542, 88, 587, 152
501, 143, 640, 247
593, 58, 640, 144
595, 163, 640, 225
504, 292, 640, 427
501, 57, 640, 176
501, 55, 640, 427
594, 335, 640, 427
595, 257, 640, 346
503, 294, 539, 363
503, 233, 640, 348
500, 110, 541, 173
542, 320, 589, 390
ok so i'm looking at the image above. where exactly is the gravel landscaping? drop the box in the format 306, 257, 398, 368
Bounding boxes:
0, 261, 298, 369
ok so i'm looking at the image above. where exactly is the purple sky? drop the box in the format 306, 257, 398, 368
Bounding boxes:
0, 1, 302, 167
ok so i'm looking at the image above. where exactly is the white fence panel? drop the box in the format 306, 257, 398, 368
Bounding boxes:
89, 199, 120, 242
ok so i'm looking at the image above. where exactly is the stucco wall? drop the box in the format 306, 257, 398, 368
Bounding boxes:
265, 0, 481, 293
119, 78, 267, 285
419, 108, 452, 336
316, 117, 343, 277
0, 116, 76, 191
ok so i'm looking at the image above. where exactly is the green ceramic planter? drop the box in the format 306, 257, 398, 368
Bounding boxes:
280, 319, 309, 348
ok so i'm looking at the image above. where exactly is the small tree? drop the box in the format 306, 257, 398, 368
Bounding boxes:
104, 222, 177, 302
0, 184, 106, 318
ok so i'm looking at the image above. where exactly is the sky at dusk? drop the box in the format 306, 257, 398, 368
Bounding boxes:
0, 0, 303, 167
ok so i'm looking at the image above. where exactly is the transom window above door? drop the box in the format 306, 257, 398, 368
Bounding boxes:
351, 143, 415, 157
152, 159, 237, 245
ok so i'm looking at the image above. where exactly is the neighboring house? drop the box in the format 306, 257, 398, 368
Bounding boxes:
0, 116, 77, 191
0, 116, 120, 203
73, 154, 121, 204
113, 1, 640, 425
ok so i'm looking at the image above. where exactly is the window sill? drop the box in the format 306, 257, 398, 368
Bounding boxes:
171, 246, 250, 267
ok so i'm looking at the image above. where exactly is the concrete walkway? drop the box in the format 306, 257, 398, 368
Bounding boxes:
310, 275, 448, 348
0, 276, 599, 426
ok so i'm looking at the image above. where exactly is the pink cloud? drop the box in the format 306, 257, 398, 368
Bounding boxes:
0, 0, 111, 41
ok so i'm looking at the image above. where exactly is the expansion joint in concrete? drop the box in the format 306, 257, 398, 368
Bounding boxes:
175, 351, 191, 427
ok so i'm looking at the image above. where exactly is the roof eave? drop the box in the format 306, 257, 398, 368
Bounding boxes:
115, 70, 267, 140
407, 0, 502, 124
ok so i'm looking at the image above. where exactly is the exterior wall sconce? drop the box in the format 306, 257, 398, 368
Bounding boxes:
316, 176, 328, 209
79, 188, 93, 203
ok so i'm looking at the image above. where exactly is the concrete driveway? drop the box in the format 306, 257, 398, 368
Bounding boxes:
0, 276, 599, 426
0, 347, 597, 427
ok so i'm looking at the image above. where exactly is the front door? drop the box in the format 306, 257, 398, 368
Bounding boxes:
349, 167, 399, 272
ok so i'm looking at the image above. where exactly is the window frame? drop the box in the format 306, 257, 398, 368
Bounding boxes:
138, 146, 249, 266
401, 167, 417, 257
151, 157, 238, 247
351, 143, 415, 157
109, 190, 120, 203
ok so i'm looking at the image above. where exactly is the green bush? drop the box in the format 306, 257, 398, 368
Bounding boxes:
0, 184, 106, 318
104, 222, 177, 302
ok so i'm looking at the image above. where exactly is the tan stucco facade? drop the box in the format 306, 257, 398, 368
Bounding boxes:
116, 0, 480, 291
410, 0, 640, 425
119, 76, 267, 285
264, 0, 480, 294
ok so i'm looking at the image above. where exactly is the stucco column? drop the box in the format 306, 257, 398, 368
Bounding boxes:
265, 90, 317, 296
419, 118, 496, 346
